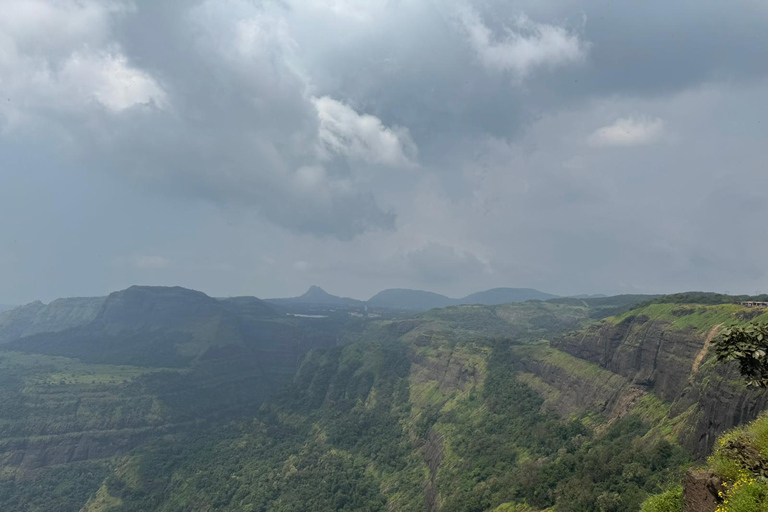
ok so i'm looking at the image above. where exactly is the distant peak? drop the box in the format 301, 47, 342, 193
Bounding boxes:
301, 286, 330, 298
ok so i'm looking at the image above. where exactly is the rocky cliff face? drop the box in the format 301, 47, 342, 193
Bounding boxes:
682, 470, 723, 512
552, 315, 706, 402
544, 311, 768, 457
513, 345, 647, 422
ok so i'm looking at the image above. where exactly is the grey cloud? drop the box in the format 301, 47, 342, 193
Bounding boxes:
2, 0, 404, 239
3, 0, 768, 303
403, 243, 487, 286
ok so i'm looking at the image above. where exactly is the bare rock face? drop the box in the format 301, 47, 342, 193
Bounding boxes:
683, 470, 723, 512
422, 428, 444, 512
552, 316, 768, 457
552, 315, 703, 402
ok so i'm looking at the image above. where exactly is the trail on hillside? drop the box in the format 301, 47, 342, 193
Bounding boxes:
691, 323, 723, 375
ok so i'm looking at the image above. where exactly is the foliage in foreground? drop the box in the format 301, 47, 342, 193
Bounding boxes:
715, 323, 768, 388
639, 486, 683, 512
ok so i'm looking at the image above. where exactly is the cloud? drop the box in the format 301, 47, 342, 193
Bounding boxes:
404, 243, 487, 285
132, 255, 171, 270
314, 96, 417, 167
456, 6, 589, 78
0, 0, 163, 127
1, 0, 400, 239
588, 116, 666, 147
58, 50, 166, 112
4, 0, 768, 303
0, 0, 125, 53
302, 0, 389, 22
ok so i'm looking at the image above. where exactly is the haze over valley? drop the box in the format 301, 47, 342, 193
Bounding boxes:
2, 0, 768, 511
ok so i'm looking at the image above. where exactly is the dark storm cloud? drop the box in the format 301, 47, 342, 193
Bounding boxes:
2, 0, 768, 302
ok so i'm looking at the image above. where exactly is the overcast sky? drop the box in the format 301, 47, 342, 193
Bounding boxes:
2, 0, 768, 304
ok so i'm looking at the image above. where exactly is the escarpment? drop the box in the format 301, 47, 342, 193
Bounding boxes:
529, 307, 768, 457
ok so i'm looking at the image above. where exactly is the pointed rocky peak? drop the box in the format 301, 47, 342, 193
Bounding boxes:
300, 285, 333, 301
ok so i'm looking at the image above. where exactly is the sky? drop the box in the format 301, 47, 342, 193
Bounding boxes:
1, 0, 768, 304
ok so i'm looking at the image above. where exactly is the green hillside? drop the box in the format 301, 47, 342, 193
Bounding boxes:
0, 290, 766, 511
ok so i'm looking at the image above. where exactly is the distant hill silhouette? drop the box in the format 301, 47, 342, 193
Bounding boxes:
266, 286, 364, 308
368, 289, 456, 310
459, 288, 558, 306
368, 287, 559, 310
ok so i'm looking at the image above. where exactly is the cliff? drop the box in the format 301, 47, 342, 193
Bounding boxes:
528, 303, 768, 457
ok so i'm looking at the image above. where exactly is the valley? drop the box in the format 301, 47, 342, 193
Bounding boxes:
0, 287, 766, 511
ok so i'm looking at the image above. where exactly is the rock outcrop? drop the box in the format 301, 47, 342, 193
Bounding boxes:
682, 470, 723, 512
542, 314, 768, 457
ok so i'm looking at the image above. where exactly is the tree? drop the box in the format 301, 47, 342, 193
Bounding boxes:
714, 323, 768, 387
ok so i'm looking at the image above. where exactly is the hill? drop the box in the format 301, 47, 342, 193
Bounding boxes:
368, 287, 560, 310
266, 285, 364, 308
75, 296, 768, 511
2, 288, 768, 511
459, 287, 558, 305
367, 288, 455, 310
0, 296, 105, 344
4, 286, 249, 366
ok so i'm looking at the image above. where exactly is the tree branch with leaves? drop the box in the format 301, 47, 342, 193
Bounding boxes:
714, 323, 768, 388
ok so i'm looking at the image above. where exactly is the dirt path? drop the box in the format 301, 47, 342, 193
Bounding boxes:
691, 323, 723, 375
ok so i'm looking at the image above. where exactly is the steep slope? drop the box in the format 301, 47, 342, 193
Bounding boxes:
73, 300, 687, 512
546, 304, 768, 457
4, 291, 767, 512
0, 287, 352, 512
0, 297, 105, 344
643, 410, 768, 512
5, 286, 246, 366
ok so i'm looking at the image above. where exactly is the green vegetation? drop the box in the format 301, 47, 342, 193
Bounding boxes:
648, 407, 768, 512
0, 460, 110, 512
610, 303, 768, 332
75, 336, 688, 512
0, 291, 757, 511
715, 323, 768, 387
548, 294, 657, 320
639, 486, 683, 512
643, 292, 768, 307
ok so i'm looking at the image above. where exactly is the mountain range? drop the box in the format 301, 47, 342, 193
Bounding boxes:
3, 285, 560, 320
2, 285, 768, 511
267, 285, 559, 310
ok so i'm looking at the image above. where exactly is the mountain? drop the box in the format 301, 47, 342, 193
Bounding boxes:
459, 287, 558, 305
0, 296, 105, 343
2, 287, 768, 512
0, 285, 345, 509
2, 286, 332, 369
0, 304, 15, 314
218, 295, 279, 317
367, 287, 559, 311
266, 285, 364, 308
367, 288, 455, 310
73, 294, 768, 512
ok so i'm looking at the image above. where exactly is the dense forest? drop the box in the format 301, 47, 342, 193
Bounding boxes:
0, 287, 767, 511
